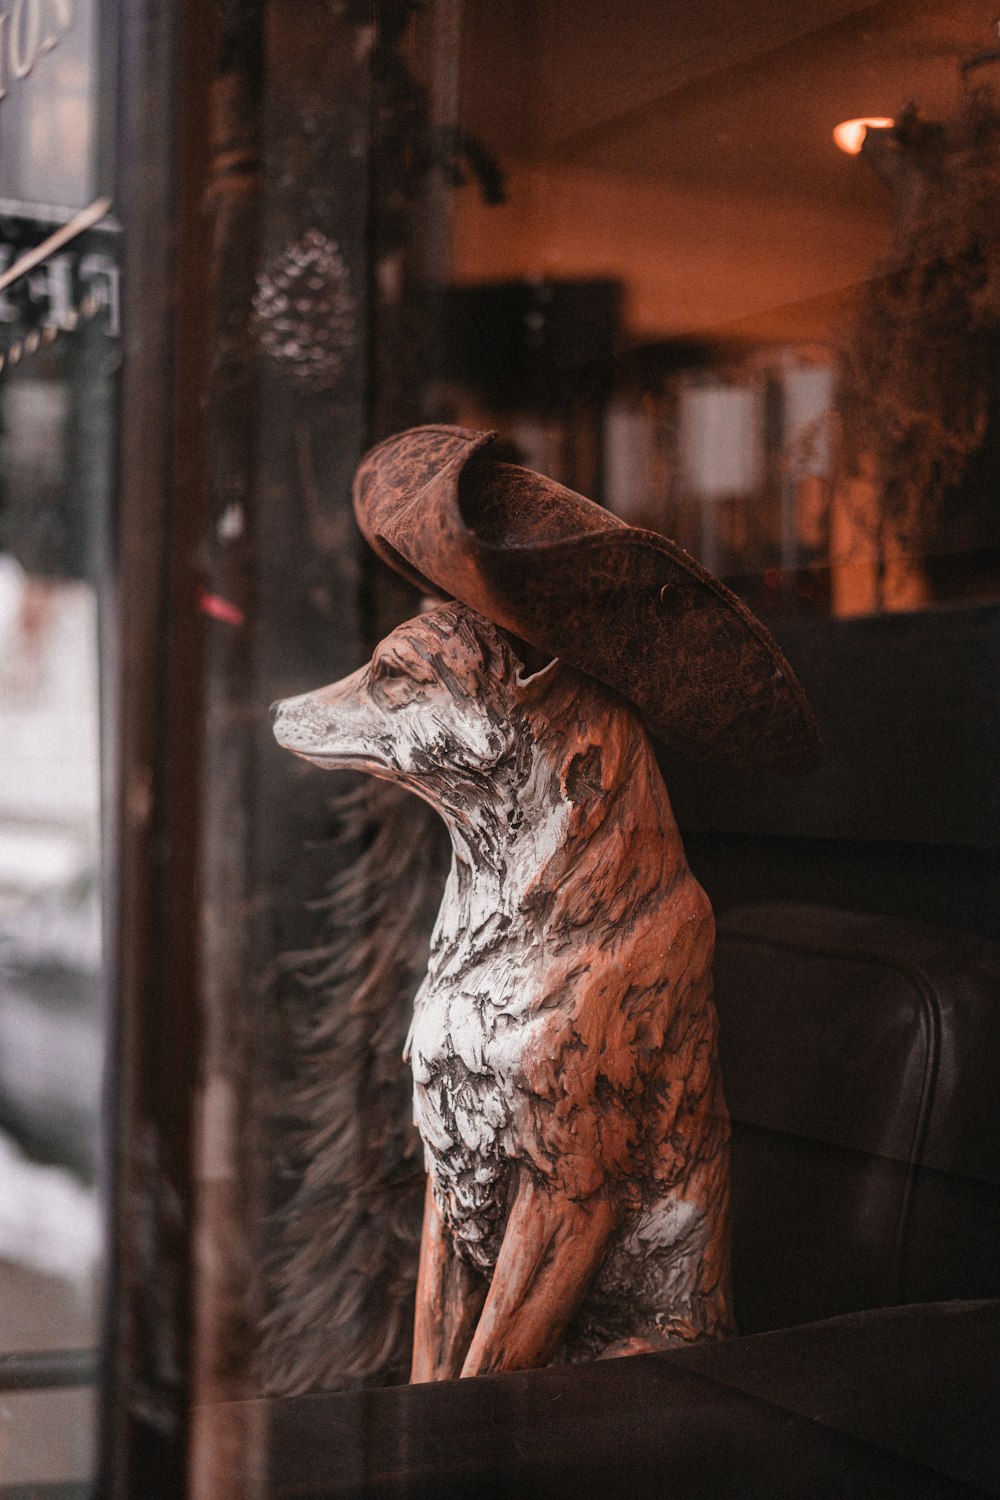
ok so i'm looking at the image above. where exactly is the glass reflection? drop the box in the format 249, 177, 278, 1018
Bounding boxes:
440, 0, 1000, 621
0, 215, 115, 1488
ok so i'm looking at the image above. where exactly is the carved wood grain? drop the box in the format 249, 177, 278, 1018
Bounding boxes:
411, 1179, 487, 1383
273, 600, 733, 1378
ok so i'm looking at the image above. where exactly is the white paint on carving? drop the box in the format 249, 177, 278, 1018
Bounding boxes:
273, 600, 732, 1360
276, 611, 576, 1268
628, 1195, 702, 1253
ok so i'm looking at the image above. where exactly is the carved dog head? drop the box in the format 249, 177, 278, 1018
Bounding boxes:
272, 602, 545, 797
272, 597, 644, 868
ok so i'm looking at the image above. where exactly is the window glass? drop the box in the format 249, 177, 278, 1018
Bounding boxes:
437, 0, 999, 620
130, 4, 1000, 1491
0, 0, 116, 1486
230, 0, 1000, 1423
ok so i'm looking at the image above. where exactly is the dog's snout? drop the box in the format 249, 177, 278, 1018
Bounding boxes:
269, 699, 282, 721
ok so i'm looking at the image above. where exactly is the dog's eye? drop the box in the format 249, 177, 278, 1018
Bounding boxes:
369, 656, 416, 704
371, 657, 407, 683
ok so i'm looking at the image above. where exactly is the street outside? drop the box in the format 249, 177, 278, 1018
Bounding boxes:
0, 554, 103, 1486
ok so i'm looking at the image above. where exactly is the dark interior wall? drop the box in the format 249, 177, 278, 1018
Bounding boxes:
670, 602, 1000, 943
686, 833, 1000, 946
669, 605, 1000, 849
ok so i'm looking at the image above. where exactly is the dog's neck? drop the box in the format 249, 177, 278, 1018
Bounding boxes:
422, 689, 665, 972
426, 736, 569, 950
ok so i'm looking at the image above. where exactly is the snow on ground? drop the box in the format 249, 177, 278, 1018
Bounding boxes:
0, 553, 104, 1288
0, 1129, 100, 1282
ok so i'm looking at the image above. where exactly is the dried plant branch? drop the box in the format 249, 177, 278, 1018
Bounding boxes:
836, 91, 1000, 546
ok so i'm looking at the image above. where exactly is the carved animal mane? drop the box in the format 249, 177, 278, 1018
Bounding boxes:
408, 605, 688, 952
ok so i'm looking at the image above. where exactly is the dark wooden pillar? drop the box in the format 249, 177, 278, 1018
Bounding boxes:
103, 0, 221, 1491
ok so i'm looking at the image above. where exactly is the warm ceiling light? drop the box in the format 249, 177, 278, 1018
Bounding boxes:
833, 117, 895, 155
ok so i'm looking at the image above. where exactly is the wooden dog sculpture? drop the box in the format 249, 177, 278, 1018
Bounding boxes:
272, 425, 819, 1382
273, 600, 733, 1377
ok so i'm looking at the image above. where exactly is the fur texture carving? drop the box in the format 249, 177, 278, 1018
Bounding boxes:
272, 600, 733, 1379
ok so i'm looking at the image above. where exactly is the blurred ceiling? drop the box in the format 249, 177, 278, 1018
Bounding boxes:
449, 0, 998, 342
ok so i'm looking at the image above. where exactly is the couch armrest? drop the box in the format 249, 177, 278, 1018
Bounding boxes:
197, 1299, 1000, 1499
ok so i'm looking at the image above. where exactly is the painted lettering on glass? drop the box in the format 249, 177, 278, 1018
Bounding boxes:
0, 0, 74, 101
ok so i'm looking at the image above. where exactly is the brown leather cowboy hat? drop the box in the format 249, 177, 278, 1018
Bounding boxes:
353, 424, 820, 770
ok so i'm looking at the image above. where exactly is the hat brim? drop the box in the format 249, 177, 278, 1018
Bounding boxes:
353, 425, 821, 770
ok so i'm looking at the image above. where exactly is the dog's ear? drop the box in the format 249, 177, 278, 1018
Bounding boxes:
561, 743, 606, 805
500, 629, 556, 691
505, 626, 574, 722
507, 633, 553, 678
513, 653, 562, 706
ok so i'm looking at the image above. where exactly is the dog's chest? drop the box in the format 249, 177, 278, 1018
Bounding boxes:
405, 931, 541, 1266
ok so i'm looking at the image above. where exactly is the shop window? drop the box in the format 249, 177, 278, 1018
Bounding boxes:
5, 2, 998, 1496
0, 0, 116, 1490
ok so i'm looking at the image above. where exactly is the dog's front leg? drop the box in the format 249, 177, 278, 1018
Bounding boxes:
460, 1170, 616, 1377
411, 1178, 487, 1382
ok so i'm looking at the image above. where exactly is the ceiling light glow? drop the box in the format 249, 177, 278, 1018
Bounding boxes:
833, 117, 895, 155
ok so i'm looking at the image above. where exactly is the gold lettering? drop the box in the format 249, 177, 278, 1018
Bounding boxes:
10, 0, 43, 80
0, 0, 73, 106
40, 0, 72, 53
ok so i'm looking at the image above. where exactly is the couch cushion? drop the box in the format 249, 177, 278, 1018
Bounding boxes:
713, 904, 1000, 1333
206, 1299, 1000, 1499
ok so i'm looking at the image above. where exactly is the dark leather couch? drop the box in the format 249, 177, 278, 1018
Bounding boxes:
714, 903, 1000, 1335
203, 902, 1000, 1498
